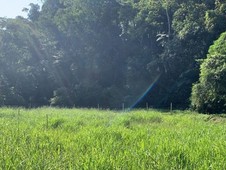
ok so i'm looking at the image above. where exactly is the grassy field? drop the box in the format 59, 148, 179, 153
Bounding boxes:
0, 107, 226, 169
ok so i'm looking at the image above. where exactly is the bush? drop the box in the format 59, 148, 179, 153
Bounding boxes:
191, 32, 226, 113
50, 87, 74, 107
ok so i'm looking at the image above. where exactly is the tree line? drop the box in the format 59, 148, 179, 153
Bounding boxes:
0, 0, 225, 113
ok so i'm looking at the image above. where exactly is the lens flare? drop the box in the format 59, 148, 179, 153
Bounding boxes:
128, 74, 161, 110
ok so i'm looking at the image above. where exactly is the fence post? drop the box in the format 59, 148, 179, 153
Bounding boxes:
170, 102, 173, 112
98, 104, 100, 110
46, 114, 49, 129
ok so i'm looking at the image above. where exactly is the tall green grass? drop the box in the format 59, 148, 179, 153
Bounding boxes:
0, 107, 225, 169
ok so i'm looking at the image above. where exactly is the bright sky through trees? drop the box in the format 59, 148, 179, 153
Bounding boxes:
0, 0, 42, 18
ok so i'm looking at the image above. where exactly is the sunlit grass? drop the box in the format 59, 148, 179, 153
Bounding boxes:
0, 107, 226, 169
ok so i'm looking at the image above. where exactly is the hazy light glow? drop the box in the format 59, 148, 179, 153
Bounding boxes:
0, 0, 42, 18
129, 74, 161, 110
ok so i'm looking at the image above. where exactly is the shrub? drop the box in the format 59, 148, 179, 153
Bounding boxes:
191, 32, 226, 113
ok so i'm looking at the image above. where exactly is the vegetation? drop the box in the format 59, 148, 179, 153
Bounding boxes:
0, 107, 226, 169
191, 32, 226, 113
1, 2, 225, 168
0, 0, 225, 113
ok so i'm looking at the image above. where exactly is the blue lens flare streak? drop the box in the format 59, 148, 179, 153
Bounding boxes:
129, 74, 161, 110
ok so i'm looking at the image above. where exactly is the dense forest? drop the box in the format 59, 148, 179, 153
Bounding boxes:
0, 0, 225, 113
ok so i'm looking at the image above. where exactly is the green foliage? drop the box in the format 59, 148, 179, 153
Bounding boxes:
0, 108, 226, 169
205, 1, 226, 35
0, 0, 225, 110
27, 3, 41, 22
50, 87, 74, 107
191, 32, 226, 113
0, 17, 57, 107
172, 2, 207, 39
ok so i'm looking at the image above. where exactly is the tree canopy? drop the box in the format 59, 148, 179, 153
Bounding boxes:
191, 31, 226, 113
0, 0, 225, 112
